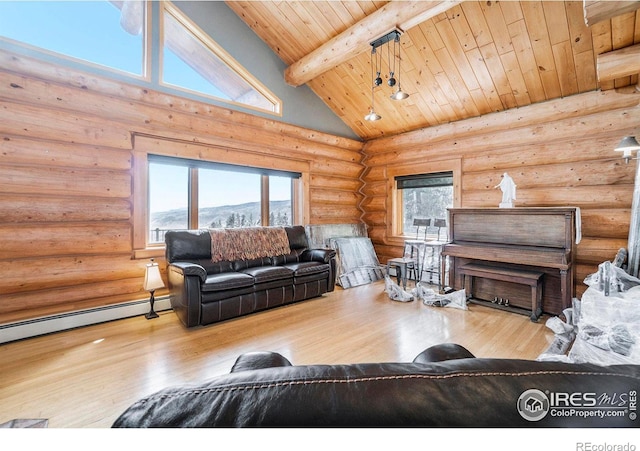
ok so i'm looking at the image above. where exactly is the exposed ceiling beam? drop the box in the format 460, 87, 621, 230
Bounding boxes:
284, 1, 461, 87
583, 0, 640, 26
597, 43, 640, 82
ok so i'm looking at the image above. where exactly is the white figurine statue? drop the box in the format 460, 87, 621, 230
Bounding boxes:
494, 172, 516, 208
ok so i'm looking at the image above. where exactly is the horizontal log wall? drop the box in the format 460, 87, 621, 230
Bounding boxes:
362, 89, 640, 300
0, 49, 363, 324
2, 44, 638, 323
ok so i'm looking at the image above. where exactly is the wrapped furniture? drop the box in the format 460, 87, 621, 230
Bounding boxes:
305, 223, 384, 288
330, 236, 385, 288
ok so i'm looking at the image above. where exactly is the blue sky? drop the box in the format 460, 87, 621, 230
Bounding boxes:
0, 1, 144, 74
149, 164, 292, 213
0, 1, 230, 96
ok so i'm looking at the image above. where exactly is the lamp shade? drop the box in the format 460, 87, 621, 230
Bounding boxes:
364, 109, 381, 121
143, 261, 164, 291
614, 136, 640, 152
390, 88, 409, 100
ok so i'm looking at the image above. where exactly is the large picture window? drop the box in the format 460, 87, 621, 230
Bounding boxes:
0, 1, 147, 77
0, 1, 282, 116
147, 155, 298, 244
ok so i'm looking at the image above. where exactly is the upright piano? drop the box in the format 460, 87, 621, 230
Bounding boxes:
441, 207, 577, 317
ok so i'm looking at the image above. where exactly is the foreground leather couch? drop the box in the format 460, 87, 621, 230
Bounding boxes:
113, 343, 640, 427
165, 226, 336, 327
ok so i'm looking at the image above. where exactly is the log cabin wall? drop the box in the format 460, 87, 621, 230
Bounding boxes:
0, 49, 363, 325
362, 89, 640, 299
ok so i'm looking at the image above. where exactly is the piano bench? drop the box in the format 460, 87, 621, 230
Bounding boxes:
458, 263, 544, 322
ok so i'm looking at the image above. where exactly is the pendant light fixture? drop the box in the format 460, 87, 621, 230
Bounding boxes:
364, 47, 382, 121
364, 29, 409, 122
390, 32, 409, 100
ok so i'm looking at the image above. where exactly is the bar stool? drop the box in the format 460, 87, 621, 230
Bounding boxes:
386, 257, 417, 291
404, 218, 430, 280
421, 218, 449, 290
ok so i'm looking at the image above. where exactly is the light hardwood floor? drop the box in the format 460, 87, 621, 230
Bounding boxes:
0, 280, 556, 428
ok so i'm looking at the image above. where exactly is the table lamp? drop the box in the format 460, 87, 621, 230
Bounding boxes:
143, 258, 164, 319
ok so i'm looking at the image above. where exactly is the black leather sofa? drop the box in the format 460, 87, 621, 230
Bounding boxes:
165, 226, 336, 328
113, 343, 640, 427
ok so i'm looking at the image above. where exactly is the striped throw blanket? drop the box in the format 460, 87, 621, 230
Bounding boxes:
209, 227, 291, 263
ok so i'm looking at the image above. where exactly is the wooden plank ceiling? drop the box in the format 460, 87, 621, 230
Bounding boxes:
227, 1, 640, 141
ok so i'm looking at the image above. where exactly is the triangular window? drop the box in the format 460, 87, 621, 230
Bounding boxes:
161, 3, 281, 115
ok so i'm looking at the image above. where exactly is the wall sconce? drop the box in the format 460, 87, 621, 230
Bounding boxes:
615, 136, 640, 279
364, 29, 409, 122
614, 136, 640, 163
143, 258, 164, 320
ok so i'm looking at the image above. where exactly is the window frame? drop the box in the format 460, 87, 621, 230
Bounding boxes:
386, 158, 462, 247
396, 171, 454, 236
0, 1, 283, 117
147, 155, 299, 241
159, 2, 282, 116
132, 134, 310, 258
0, 0, 152, 81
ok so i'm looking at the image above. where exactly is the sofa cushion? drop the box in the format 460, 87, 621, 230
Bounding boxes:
273, 249, 305, 265
201, 272, 255, 292
283, 261, 329, 277
165, 230, 211, 262
230, 352, 293, 373
240, 266, 293, 284
202, 286, 255, 303
285, 225, 309, 250
413, 343, 476, 363
233, 257, 274, 271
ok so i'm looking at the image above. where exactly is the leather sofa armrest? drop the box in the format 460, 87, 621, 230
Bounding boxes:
301, 248, 337, 291
413, 343, 476, 363
169, 261, 207, 282
301, 248, 336, 263
167, 263, 205, 328
230, 352, 293, 373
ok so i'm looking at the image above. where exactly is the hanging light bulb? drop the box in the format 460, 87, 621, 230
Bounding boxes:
391, 88, 409, 100
390, 33, 409, 100
365, 46, 381, 121
364, 108, 381, 122
364, 86, 381, 121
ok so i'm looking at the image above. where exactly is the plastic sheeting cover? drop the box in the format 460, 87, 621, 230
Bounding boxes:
305, 223, 367, 249
330, 237, 385, 288
537, 261, 640, 365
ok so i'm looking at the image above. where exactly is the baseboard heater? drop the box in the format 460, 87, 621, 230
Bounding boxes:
0, 296, 172, 344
